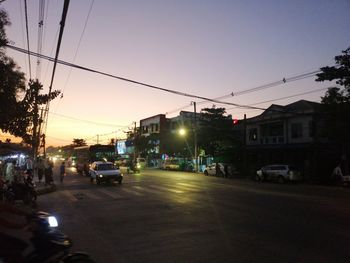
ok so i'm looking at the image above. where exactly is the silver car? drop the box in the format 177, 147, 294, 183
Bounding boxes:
256, 164, 302, 183
89, 161, 123, 184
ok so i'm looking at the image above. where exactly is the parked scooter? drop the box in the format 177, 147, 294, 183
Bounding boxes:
134, 162, 141, 173
24, 211, 94, 262
2, 174, 37, 206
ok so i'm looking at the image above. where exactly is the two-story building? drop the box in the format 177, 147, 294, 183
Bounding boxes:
244, 100, 332, 181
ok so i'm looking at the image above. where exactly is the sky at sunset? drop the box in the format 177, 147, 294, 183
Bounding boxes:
1, 0, 350, 146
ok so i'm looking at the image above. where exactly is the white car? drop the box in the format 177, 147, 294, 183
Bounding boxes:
204, 163, 236, 177
256, 164, 302, 183
89, 161, 123, 184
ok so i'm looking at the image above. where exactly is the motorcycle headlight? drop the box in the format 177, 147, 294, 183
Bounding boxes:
48, 216, 58, 227
99, 174, 103, 178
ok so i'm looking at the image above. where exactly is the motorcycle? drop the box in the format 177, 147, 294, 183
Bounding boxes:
2, 173, 37, 206
23, 211, 94, 262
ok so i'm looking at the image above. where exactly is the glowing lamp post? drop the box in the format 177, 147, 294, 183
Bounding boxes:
178, 128, 186, 136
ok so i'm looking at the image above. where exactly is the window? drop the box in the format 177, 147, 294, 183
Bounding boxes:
291, 123, 303, 139
155, 124, 159, 132
309, 121, 315, 137
248, 128, 258, 141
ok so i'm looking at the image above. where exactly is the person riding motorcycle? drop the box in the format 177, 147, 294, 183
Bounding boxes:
0, 200, 32, 262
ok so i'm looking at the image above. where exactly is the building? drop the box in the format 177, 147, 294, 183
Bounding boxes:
168, 111, 197, 134
244, 100, 332, 181
140, 114, 167, 137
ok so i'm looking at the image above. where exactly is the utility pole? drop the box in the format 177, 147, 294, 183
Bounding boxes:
192, 101, 198, 173
97, 134, 99, 144
133, 121, 137, 163
243, 114, 247, 175
31, 81, 40, 161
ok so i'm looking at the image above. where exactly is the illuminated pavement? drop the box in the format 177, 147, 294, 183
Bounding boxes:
37, 168, 350, 263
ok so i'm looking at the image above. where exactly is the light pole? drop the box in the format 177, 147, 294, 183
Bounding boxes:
178, 128, 186, 137
191, 101, 198, 173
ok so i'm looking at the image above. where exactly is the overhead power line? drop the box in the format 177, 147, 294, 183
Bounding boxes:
19, 0, 28, 78
53, 0, 94, 114
36, 0, 45, 80
6, 45, 281, 112
49, 111, 129, 128
226, 87, 329, 113
165, 67, 331, 115
7, 44, 334, 117
24, 0, 32, 79
42, 0, 70, 135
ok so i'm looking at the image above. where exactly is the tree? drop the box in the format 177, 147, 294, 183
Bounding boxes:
316, 48, 350, 155
0, 4, 26, 135
72, 138, 87, 147
197, 106, 234, 156
316, 47, 350, 101
320, 87, 347, 105
9, 80, 59, 142
109, 138, 115, 145
0, 4, 60, 145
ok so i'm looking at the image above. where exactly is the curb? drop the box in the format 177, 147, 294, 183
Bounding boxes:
36, 184, 57, 195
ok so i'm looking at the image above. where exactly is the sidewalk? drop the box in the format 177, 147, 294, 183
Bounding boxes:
34, 181, 56, 195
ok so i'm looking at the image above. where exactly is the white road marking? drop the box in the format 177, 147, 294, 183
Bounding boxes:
80, 190, 101, 200
61, 190, 78, 202
150, 185, 184, 194
98, 188, 123, 199
120, 187, 144, 196
132, 185, 160, 195
176, 182, 202, 190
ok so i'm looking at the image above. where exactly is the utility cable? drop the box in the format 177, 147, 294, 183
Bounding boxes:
226, 87, 329, 112
24, 0, 32, 79
53, 0, 94, 114
6, 45, 271, 111
18, 0, 28, 78
36, 0, 45, 80
165, 68, 330, 115
7, 44, 331, 116
42, 0, 70, 136
49, 111, 129, 128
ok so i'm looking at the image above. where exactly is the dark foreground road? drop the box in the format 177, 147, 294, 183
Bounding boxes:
36, 168, 350, 263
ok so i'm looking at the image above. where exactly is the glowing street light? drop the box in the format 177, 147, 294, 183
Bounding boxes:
178, 128, 186, 136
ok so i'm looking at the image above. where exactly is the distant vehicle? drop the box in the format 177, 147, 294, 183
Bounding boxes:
74, 144, 116, 176
162, 159, 180, 170
136, 158, 147, 169
89, 161, 123, 184
255, 164, 303, 183
204, 163, 236, 177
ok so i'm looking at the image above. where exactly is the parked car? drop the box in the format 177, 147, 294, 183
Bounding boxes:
162, 159, 180, 170
89, 161, 123, 184
204, 163, 236, 177
255, 164, 302, 183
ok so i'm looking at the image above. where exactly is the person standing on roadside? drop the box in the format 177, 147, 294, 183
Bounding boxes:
37, 158, 44, 183
44, 159, 54, 185
5, 160, 17, 185
25, 157, 33, 177
59, 161, 66, 183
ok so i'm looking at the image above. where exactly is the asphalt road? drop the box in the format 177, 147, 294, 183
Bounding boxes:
36, 167, 350, 263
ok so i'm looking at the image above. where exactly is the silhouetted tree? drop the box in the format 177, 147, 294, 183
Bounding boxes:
197, 106, 233, 156
72, 138, 87, 147
316, 48, 350, 155
316, 47, 350, 101
0, 5, 60, 144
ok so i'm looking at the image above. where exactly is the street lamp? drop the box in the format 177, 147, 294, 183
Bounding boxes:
178, 128, 186, 136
